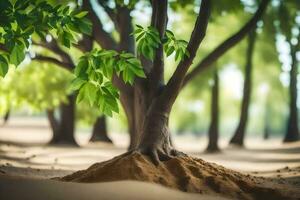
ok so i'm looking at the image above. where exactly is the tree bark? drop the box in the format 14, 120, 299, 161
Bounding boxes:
263, 125, 270, 140
263, 94, 271, 140
137, 99, 179, 165
284, 40, 300, 142
134, 0, 210, 164
50, 95, 77, 146
89, 116, 112, 143
47, 109, 60, 141
230, 30, 257, 147
2, 109, 10, 126
206, 69, 220, 152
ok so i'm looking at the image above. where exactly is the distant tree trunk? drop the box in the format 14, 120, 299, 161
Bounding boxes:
50, 95, 77, 146
206, 69, 220, 152
230, 30, 257, 147
263, 125, 270, 140
90, 116, 112, 143
47, 109, 60, 140
284, 39, 299, 142
263, 95, 271, 140
2, 109, 10, 126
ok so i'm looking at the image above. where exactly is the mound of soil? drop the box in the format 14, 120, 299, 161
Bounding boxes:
61, 152, 298, 200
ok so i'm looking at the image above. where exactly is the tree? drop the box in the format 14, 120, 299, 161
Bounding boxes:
275, 2, 300, 142
33, 39, 79, 145
284, 32, 300, 142
2, 109, 10, 126
90, 116, 113, 143
206, 68, 220, 152
0, 0, 93, 145
12, 62, 76, 144
229, 29, 257, 147
263, 94, 271, 139
75, 0, 268, 151
0, 0, 270, 164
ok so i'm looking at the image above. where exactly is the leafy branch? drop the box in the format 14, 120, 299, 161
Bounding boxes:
70, 49, 145, 116
0, 0, 92, 77
133, 25, 189, 62
163, 30, 190, 61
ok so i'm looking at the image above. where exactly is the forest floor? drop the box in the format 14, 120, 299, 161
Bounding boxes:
0, 117, 300, 200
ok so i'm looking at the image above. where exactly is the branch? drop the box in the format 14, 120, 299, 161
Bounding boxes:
75, 35, 93, 52
83, 0, 117, 50
33, 55, 73, 69
98, 0, 117, 25
116, 6, 135, 53
160, 0, 211, 108
148, 0, 168, 90
183, 0, 270, 86
33, 39, 74, 69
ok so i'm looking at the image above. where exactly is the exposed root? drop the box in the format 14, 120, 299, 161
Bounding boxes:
137, 147, 187, 165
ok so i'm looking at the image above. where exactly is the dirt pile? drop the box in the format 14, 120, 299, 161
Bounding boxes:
61, 152, 298, 200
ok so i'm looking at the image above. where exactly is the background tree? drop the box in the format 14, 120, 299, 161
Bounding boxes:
90, 116, 112, 143
229, 29, 257, 147
275, 1, 300, 142
206, 68, 220, 152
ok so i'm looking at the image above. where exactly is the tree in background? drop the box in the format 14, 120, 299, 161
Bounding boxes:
206, 68, 220, 152
275, 2, 300, 142
0, 0, 93, 145
12, 63, 74, 144
76, 102, 114, 143
89, 116, 112, 143
229, 29, 257, 147
284, 31, 300, 142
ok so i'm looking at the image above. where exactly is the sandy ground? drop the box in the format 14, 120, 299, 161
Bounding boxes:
0, 117, 300, 199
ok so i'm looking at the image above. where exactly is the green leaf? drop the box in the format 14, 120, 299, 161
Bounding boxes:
85, 82, 98, 106
69, 77, 86, 91
75, 57, 89, 79
76, 18, 92, 36
166, 46, 175, 56
0, 55, 9, 77
76, 85, 86, 103
134, 25, 160, 60
10, 44, 25, 66
163, 30, 188, 62
132, 67, 146, 78
165, 30, 175, 39
75, 11, 88, 18
136, 32, 145, 42
175, 50, 180, 61
136, 24, 143, 29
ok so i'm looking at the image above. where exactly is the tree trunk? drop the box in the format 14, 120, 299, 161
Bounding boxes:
50, 95, 77, 146
137, 91, 185, 165
2, 109, 10, 126
263, 95, 271, 140
263, 125, 270, 140
90, 116, 112, 143
47, 109, 60, 141
284, 41, 299, 142
206, 69, 220, 152
230, 30, 256, 147
137, 103, 174, 165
